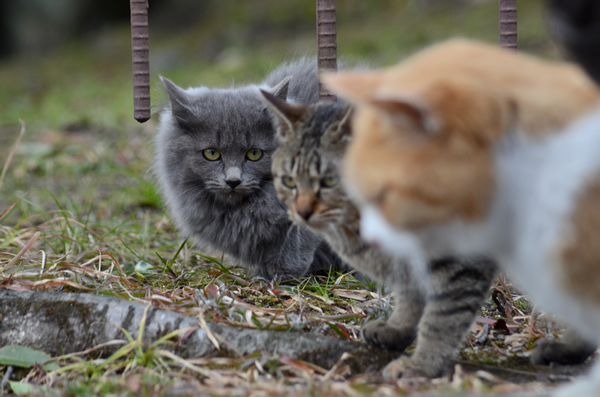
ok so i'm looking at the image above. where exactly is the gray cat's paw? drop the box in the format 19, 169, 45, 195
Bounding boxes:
530, 338, 597, 366
361, 319, 416, 352
382, 356, 442, 380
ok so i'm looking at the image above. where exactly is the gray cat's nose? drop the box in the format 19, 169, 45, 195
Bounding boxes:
226, 179, 241, 189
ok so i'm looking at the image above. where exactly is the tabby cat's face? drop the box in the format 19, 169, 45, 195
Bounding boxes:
267, 100, 358, 231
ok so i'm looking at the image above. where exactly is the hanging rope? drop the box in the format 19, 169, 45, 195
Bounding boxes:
499, 0, 517, 50
130, 0, 151, 123
316, 0, 338, 101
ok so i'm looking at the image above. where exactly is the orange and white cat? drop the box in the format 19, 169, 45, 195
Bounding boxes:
324, 39, 600, 394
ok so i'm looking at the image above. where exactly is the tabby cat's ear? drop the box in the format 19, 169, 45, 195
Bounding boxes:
272, 76, 292, 100
160, 76, 195, 127
369, 94, 439, 134
260, 89, 307, 142
330, 105, 354, 144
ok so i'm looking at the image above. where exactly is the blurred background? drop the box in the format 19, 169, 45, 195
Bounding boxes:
0, 0, 556, 220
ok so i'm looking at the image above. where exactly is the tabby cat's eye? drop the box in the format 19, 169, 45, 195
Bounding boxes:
246, 149, 263, 161
321, 175, 339, 187
203, 148, 221, 161
282, 176, 296, 189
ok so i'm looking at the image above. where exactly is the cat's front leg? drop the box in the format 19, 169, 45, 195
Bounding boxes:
384, 257, 498, 379
250, 223, 324, 280
361, 284, 425, 352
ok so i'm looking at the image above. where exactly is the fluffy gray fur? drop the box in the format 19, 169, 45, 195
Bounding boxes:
155, 58, 345, 279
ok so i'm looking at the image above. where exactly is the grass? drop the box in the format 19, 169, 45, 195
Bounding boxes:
0, 0, 579, 395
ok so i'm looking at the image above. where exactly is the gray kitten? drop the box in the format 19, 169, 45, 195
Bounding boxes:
155, 59, 346, 279
263, 95, 498, 378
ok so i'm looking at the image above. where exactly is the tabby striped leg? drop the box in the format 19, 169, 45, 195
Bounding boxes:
384, 257, 498, 379
361, 284, 425, 351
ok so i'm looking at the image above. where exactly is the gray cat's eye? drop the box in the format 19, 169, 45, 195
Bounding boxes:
321, 175, 339, 187
282, 175, 296, 189
246, 149, 263, 161
203, 148, 221, 161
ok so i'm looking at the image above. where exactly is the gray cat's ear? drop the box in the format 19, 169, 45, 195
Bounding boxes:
260, 89, 306, 141
160, 76, 195, 126
271, 76, 292, 100
336, 105, 354, 142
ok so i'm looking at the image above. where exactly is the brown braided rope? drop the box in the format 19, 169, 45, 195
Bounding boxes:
130, 0, 151, 123
316, 0, 337, 101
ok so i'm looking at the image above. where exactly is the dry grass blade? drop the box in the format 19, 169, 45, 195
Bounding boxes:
198, 306, 220, 350
57, 262, 124, 284
323, 352, 354, 381
97, 250, 136, 287
32, 278, 93, 291
156, 349, 221, 379
5, 231, 40, 269
185, 357, 246, 366
279, 355, 328, 376
0, 199, 20, 223
0, 119, 25, 191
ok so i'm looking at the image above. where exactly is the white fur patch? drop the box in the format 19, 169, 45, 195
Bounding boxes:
505, 108, 600, 343
360, 205, 429, 284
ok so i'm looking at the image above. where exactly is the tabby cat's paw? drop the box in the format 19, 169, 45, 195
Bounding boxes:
361, 319, 416, 352
382, 356, 434, 381
529, 336, 597, 366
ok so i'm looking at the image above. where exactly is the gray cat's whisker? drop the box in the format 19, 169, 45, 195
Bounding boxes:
177, 184, 209, 200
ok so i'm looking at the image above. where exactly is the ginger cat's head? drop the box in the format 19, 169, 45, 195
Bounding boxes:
323, 72, 503, 231
323, 39, 599, 233
261, 90, 357, 232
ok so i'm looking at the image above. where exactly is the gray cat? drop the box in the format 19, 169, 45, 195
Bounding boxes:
263, 94, 499, 378
154, 59, 346, 279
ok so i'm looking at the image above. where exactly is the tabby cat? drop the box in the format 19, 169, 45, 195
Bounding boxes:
324, 39, 600, 393
263, 92, 498, 378
155, 58, 345, 280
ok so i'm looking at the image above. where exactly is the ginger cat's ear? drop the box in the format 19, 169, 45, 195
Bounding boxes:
321, 72, 383, 102
369, 94, 440, 134
260, 89, 307, 142
324, 72, 439, 135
